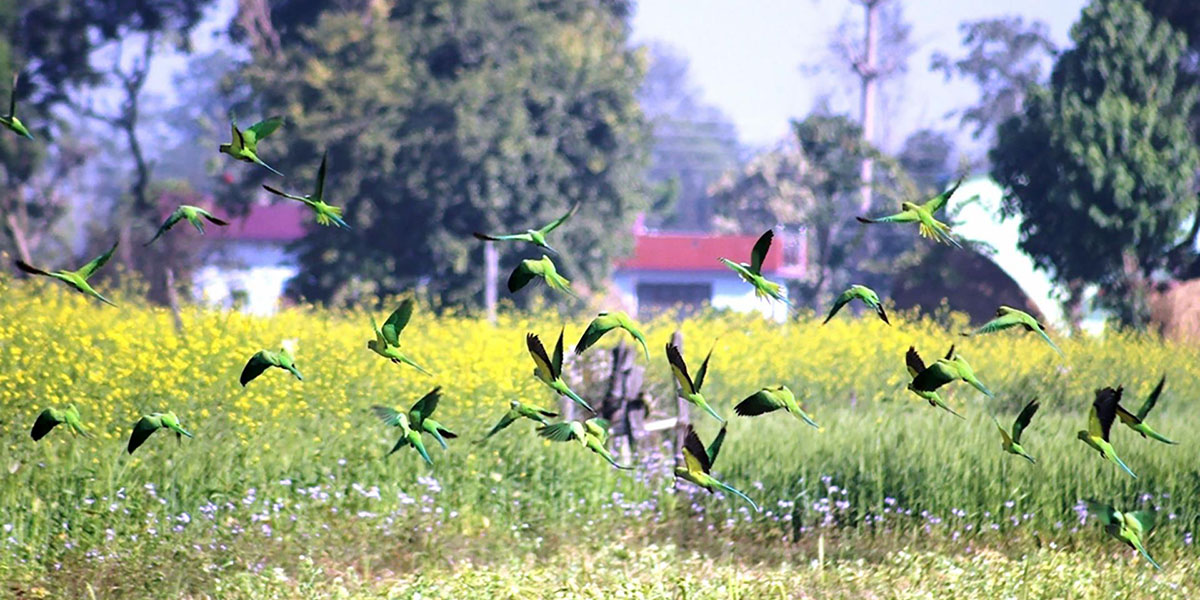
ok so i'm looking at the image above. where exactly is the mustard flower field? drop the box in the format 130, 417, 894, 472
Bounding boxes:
1, 281, 1198, 598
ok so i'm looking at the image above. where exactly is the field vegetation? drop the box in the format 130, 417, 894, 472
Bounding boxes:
1, 281, 1197, 598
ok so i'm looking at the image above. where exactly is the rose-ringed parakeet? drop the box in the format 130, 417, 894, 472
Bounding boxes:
1077, 387, 1137, 479
1, 72, 33, 140
371, 406, 432, 465
538, 418, 631, 470
963, 305, 1063, 357
144, 205, 229, 246
857, 177, 964, 247
734, 385, 819, 428
1085, 499, 1162, 570
473, 203, 578, 254
909, 344, 994, 399
262, 152, 349, 229
367, 299, 431, 375
507, 255, 575, 297
404, 387, 457, 450
479, 400, 558, 441
666, 342, 725, 424
718, 229, 790, 305
31, 405, 92, 441
127, 412, 192, 454
905, 346, 964, 419
1114, 374, 1176, 445
527, 330, 594, 413
993, 398, 1039, 464
15, 241, 119, 307
675, 424, 760, 512
240, 345, 303, 386
823, 284, 889, 325
219, 115, 284, 176
574, 311, 650, 360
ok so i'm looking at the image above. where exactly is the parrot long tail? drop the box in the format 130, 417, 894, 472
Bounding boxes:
713, 480, 760, 512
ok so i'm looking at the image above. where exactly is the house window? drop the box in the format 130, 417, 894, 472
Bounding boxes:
636, 282, 713, 317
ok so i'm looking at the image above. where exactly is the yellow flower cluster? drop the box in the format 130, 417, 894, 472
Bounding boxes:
3, 281, 1198, 452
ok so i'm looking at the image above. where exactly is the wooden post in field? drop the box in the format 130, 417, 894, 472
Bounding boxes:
484, 240, 498, 325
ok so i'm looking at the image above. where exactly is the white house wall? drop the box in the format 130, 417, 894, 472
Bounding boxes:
193, 241, 298, 315
613, 270, 788, 321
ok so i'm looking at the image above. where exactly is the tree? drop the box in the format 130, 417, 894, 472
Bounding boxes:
638, 44, 741, 231
897, 129, 954, 191
0, 0, 214, 265
931, 16, 1057, 142
230, 0, 648, 307
991, 0, 1199, 328
825, 0, 914, 213
711, 112, 916, 308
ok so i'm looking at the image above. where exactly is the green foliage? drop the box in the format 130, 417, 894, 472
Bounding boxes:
0, 0, 214, 261
991, 0, 1200, 327
3, 285, 1200, 597
230, 0, 649, 306
710, 113, 918, 308
931, 16, 1057, 141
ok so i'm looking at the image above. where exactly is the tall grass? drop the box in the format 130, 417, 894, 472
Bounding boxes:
0, 281, 1196, 596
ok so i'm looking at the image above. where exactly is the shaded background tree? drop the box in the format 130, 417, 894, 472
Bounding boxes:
991, 0, 1199, 328
227, 0, 649, 307
930, 16, 1057, 145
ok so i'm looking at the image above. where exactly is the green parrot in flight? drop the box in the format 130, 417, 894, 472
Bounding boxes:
734, 385, 819, 428
904, 346, 964, 419
127, 412, 192, 454
262, 152, 349, 229
507, 255, 575, 297
31, 405, 92, 441
675, 424, 760, 512
574, 311, 650, 360
473, 203, 578, 254
527, 330, 594, 413
538, 418, 632, 470
219, 115, 284, 176
666, 342, 725, 424
963, 305, 1063, 357
145, 205, 229, 246
479, 400, 559, 442
401, 387, 457, 450
909, 344, 994, 399
1085, 499, 1162, 570
857, 177, 964, 247
240, 345, 303, 386
15, 241, 119, 306
1, 72, 33, 140
1077, 387, 1137, 479
367, 299, 431, 375
718, 229, 790, 305
823, 284, 889, 325
993, 399, 1039, 464
1115, 375, 1176, 445
371, 406, 432, 465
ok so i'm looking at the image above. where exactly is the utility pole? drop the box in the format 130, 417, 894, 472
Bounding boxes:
851, 0, 883, 214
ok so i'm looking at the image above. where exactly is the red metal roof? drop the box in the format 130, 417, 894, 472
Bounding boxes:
205, 202, 308, 242
617, 232, 782, 272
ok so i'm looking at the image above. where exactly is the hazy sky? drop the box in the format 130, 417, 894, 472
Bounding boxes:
631, 0, 1087, 154
144, 0, 1089, 158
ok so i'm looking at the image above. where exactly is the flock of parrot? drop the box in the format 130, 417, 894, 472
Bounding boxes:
4, 74, 1176, 570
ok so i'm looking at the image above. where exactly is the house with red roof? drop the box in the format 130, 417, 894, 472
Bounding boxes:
191, 200, 307, 314
611, 217, 806, 320
193, 202, 807, 318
